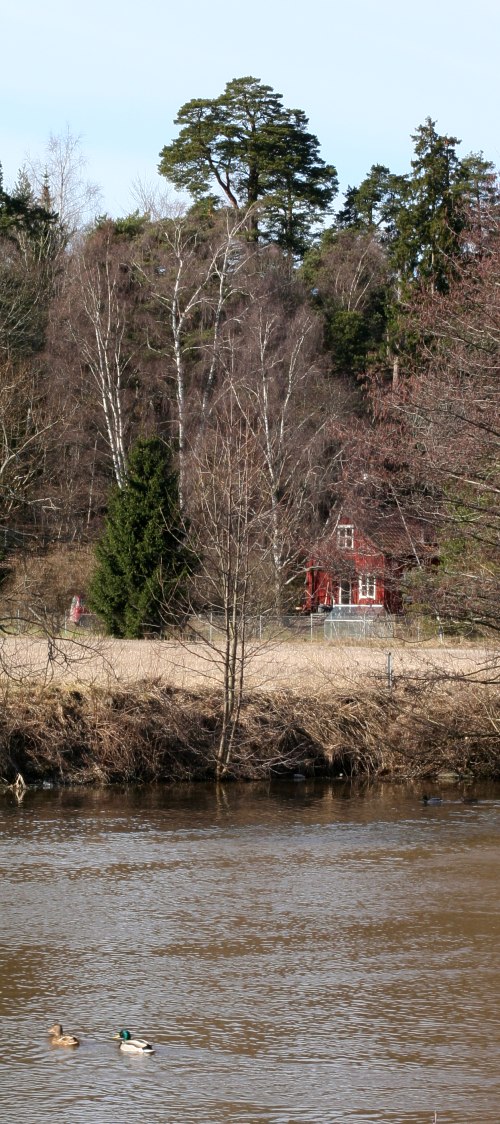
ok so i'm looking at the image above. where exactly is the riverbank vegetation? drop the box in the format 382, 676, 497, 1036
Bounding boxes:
1, 674, 499, 786
1, 81, 499, 778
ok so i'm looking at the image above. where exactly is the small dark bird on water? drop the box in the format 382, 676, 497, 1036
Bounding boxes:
422, 795, 443, 806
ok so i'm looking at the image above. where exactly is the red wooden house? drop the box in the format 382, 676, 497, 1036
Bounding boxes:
304, 512, 435, 614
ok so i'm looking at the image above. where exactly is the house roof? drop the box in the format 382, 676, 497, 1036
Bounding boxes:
360, 511, 436, 559
309, 508, 436, 566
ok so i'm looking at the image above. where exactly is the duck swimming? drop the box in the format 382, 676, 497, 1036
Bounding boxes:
48, 1023, 79, 1047
422, 795, 443, 805
113, 1029, 154, 1053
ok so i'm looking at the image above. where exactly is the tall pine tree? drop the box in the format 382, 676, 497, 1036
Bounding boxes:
159, 77, 337, 255
88, 438, 194, 638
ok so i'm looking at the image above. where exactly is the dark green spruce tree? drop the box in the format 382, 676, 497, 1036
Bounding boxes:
337, 121, 496, 295
322, 121, 497, 388
88, 438, 195, 638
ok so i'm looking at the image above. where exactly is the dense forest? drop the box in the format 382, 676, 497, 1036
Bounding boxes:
1, 77, 499, 639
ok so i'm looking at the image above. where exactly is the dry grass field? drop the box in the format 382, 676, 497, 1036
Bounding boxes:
0, 634, 497, 692
1, 635, 498, 786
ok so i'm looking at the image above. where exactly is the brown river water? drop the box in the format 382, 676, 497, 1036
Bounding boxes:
0, 780, 499, 1123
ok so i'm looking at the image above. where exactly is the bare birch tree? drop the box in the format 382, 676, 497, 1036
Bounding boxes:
236, 307, 329, 611
0, 360, 57, 529
72, 237, 129, 488
134, 206, 254, 509
24, 128, 102, 242
205, 256, 341, 613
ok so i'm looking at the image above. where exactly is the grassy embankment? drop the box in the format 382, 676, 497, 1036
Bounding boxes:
0, 636, 499, 785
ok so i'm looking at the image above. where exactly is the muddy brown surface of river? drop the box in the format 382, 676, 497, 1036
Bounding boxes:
1, 781, 499, 1122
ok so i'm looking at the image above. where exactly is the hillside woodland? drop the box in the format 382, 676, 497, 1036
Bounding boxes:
0, 80, 499, 643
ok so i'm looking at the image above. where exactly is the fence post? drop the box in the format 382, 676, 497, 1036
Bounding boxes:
310, 613, 314, 642
387, 651, 393, 690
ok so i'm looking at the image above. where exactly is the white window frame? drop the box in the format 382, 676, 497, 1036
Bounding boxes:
338, 579, 352, 605
358, 574, 377, 600
337, 524, 354, 550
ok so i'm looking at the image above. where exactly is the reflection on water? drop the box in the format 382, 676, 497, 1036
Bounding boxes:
1, 780, 499, 1122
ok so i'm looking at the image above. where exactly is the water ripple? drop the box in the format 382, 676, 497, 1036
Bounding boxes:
1, 781, 499, 1122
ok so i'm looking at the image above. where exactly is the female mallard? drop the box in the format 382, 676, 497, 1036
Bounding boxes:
48, 1023, 79, 1048
113, 1029, 154, 1053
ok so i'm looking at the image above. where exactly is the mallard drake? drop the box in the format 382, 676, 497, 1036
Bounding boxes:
113, 1029, 154, 1053
48, 1023, 79, 1048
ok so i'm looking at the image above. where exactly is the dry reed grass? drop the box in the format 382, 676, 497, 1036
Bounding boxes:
0, 674, 498, 786
0, 633, 498, 786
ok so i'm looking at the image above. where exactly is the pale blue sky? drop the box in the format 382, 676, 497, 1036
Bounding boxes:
2, 0, 499, 218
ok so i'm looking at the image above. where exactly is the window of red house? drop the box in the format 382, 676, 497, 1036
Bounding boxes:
337, 524, 354, 549
358, 574, 376, 599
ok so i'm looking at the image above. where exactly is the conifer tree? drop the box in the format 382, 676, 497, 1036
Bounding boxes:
159, 77, 337, 255
0, 162, 58, 358
337, 121, 496, 295
88, 438, 194, 638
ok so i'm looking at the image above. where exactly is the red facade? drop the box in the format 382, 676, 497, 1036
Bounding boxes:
303, 517, 430, 614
